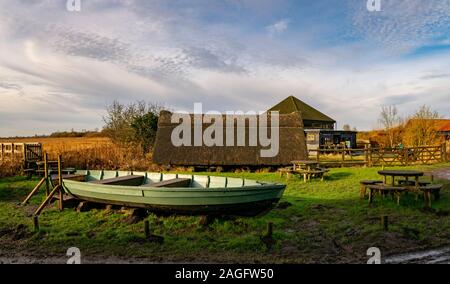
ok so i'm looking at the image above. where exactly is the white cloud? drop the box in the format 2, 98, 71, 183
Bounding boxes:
0, 0, 449, 136
266, 19, 289, 36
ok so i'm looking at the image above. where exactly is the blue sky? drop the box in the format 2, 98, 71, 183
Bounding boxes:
0, 0, 450, 136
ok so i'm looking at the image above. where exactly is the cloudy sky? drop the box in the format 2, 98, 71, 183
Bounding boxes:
1, 0, 450, 136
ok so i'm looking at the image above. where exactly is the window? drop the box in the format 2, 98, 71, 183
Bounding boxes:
307, 133, 317, 142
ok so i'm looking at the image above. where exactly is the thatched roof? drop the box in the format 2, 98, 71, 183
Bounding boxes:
152, 110, 307, 166
269, 96, 336, 123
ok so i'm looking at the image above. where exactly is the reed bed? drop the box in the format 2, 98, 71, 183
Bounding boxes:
0, 137, 160, 176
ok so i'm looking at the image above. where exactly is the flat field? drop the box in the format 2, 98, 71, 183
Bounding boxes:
0, 137, 155, 173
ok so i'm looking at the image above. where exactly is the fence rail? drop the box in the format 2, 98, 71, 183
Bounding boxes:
308, 143, 448, 167
0, 143, 43, 167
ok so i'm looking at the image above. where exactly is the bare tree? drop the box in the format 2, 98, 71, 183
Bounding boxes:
403, 105, 442, 146
343, 124, 351, 131
379, 105, 402, 148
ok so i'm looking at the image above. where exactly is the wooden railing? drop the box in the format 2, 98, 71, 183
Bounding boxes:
0, 143, 43, 166
308, 143, 448, 167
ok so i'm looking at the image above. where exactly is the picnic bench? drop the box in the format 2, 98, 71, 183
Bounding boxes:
361, 170, 443, 207
90, 175, 145, 186
296, 168, 329, 182
420, 184, 443, 208
359, 180, 383, 199
366, 184, 408, 205
278, 167, 295, 179
288, 160, 330, 182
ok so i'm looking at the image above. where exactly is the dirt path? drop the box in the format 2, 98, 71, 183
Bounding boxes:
0, 252, 161, 264
431, 167, 450, 181
385, 247, 450, 264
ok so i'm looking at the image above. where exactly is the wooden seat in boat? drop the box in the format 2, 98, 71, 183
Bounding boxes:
141, 178, 191, 188
90, 175, 145, 186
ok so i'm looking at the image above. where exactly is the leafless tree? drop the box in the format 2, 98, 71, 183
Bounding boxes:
403, 105, 442, 146
379, 105, 402, 148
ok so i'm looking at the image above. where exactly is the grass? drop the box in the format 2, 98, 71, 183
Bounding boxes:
0, 164, 449, 263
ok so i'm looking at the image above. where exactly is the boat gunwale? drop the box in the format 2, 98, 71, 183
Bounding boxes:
62, 178, 286, 193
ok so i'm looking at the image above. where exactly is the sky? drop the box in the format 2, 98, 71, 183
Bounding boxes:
0, 0, 450, 136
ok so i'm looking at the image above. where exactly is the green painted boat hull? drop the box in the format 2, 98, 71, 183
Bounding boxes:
62, 171, 286, 217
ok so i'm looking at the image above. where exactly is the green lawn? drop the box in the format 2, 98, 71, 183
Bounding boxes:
1, 164, 449, 263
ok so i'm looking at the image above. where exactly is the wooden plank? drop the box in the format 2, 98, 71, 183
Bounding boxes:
141, 178, 191, 188
90, 175, 145, 186
52, 174, 87, 185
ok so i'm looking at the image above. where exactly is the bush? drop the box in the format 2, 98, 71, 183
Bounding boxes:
103, 101, 165, 154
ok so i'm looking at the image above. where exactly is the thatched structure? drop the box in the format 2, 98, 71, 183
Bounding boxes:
269, 96, 336, 129
152, 110, 307, 167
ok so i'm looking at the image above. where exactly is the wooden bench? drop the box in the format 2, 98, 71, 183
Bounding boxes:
141, 178, 191, 188
366, 184, 407, 205
297, 169, 327, 182
398, 180, 431, 187
278, 167, 295, 179
51, 174, 87, 186
90, 175, 145, 186
419, 184, 443, 208
359, 180, 383, 199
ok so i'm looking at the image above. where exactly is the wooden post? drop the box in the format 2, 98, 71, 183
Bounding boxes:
267, 222, 273, 237
341, 148, 345, 167
381, 215, 388, 231
34, 185, 60, 216
44, 152, 49, 196
364, 145, 368, 167
446, 141, 449, 162
21, 178, 46, 205
442, 143, 447, 163
11, 143, 15, 163
33, 216, 39, 231
144, 220, 150, 238
58, 154, 64, 211
316, 148, 320, 162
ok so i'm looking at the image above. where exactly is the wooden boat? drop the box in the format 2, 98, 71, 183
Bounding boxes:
60, 170, 286, 217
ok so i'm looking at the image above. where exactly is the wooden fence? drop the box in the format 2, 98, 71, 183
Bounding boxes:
0, 143, 43, 167
308, 143, 448, 167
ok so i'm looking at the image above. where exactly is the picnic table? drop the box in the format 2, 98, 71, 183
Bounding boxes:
378, 170, 424, 186
364, 169, 442, 207
291, 160, 328, 182
291, 160, 319, 171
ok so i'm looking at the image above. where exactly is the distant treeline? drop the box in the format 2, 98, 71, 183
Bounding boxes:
48, 130, 106, 138
1, 130, 107, 139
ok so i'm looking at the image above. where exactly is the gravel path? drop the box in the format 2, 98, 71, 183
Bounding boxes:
431, 167, 450, 181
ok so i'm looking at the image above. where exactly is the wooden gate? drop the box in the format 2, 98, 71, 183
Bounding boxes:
369, 145, 444, 166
